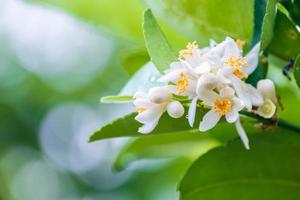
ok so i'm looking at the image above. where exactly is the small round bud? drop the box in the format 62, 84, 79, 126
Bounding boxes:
167, 101, 184, 118
256, 99, 276, 119
257, 79, 277, 102
148, 87, 170, 104
220, 86, 235, 98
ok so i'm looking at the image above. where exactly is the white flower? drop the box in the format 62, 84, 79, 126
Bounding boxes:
199, 86, 244, 131
158, 61, 198, 98
134, 86, 184, 134
255, 79, 277, 118
229, 75, 263, 111
134, 91, 164, 134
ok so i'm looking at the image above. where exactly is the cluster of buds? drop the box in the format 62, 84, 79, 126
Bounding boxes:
133, 37, 277, 149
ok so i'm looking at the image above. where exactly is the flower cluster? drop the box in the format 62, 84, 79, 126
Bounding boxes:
133, 37, 277, 149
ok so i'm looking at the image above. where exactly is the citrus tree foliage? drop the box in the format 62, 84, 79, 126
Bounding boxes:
88, 0, 300, 199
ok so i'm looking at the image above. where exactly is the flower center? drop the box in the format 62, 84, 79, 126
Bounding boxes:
233, 68, 248, 79
179, 41, 198, 59
213, 98, 232, 116
225, 57, 248, 68
236, 39, 246, 49
176, 72, 189, 94
137, 107, 146, 113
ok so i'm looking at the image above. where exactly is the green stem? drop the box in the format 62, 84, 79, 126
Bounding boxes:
240, 111, 300, 133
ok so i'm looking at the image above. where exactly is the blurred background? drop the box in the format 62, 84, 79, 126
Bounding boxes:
0, 0, 300, 200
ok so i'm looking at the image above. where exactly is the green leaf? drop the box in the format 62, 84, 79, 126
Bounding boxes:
34, 0, 145, 42
119, 62, 164, 96
114, 132, 221, 171
179, 128, 300, 200
252, 0, 267, 45
100, 95, 133, 103
267, 10, 300, 60
121, 49, 150, 76
145, 0, 254, 46
143, 9, 177, 73
89, 112, 194, 142
294, 55, 300, 88
261, 0, 278, 50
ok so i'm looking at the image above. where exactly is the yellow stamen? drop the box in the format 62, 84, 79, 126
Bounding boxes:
213, 98, 232, 116
179, 41, 198, 59
225, 57, 248, 68
176, 72, 189, 94
137, 107, 146, 113
236, 39, 246, 49
233, 68, 248, 79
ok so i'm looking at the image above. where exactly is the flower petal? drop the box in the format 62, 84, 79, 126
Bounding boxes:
244, 42, 260, 75
138, 116, 160, 134
229, 75, 252, 110
235, 118, 250, 150
158, 69, 182, 83
257, 79, 277, 102
246, 84, 264, 106
194, 62, 211, 74
225, 110, 239, 123
199, 110, 221, 132
135, 108, 161, 123
188, 97, 198, 127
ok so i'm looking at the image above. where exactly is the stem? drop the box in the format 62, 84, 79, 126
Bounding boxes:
240, 111, 300, 133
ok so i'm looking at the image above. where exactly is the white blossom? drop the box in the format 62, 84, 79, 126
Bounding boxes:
255, 79, 277, 118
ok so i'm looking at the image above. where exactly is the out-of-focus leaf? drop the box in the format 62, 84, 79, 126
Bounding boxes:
34, 0, 145, 42
145, 0, 254, 46
261, 0, 278, 50
179, 128, 300, 200
252, 0, 267, 44
143, 9, 177, 73
113, 133, 221, 171
100, 95, 133, 103
121, 49, 150, 76
119, 62, 164, 96
267, 10, 300, 60
294, 55, 300, 88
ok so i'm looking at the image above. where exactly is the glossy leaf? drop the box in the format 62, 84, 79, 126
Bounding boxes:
100, 95, 133, 103
143, 9, 178, 73
261, 0, 278, 50
294, 55, 300, 88
179, 128, 300, 200
145, 0, 254, 46
119, 62, 164, 96
113, 132, 221, 171
112, 120, 260, 171
252, 0, 267, 44
89, 112, 193, 142
121, 49, 150, 76
267, 10, 300, 60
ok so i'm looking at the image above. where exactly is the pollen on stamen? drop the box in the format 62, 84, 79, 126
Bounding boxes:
137, 107, 146, 113
176, 72, 189, 94
236, 39, 246, 49
226, 57, 248, 68
179, 41, 198, 59
213, 98, 232, 116
233, 68, 248, 79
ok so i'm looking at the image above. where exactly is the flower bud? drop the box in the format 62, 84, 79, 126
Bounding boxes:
167, 101, 184, 118
256, 99, 276, 118
257, 79, 277, 102
220, 86, 235, 98
148, 87, 171, 104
